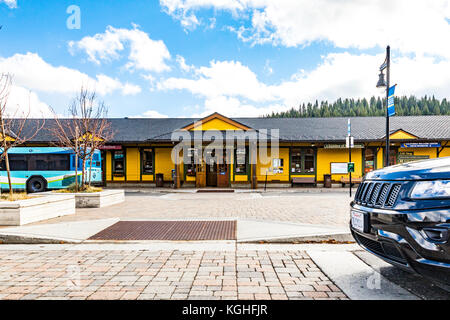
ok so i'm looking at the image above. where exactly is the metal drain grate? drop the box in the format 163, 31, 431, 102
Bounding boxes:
89, 220, 236, 240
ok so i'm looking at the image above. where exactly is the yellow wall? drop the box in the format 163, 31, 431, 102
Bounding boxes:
191, 118, 244, 131
106, 151, 112, 181
376, 148, 384, 169
104, 142, 450, 185
317, 148, 363, 182
439, 147, 450, 157
256, 147, 290, 182
155, 148, 174, 181
390, 130, 418, 140
126, 148, 140, 181
398, 147, 437, 159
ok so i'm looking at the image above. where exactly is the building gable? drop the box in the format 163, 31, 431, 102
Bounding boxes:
389, 129, 419, 140
182, 113, 251, 131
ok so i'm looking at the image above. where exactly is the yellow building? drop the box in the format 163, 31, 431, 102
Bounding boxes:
94, 113, 450, 188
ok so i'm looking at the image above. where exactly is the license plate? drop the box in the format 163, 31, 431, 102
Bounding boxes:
351, 210, 367, 233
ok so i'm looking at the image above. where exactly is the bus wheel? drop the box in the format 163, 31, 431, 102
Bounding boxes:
27, 177, 46, 193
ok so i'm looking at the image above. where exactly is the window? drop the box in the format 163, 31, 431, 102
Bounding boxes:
0, 153, 70, 171
184, 148, 197, 177
141, 149, 153, 174
273, 158, 284, 168
303, 149, 315, 173
112, 150, 125, 174
28, 154, 70, 171
290, 148, 315, 174
234, 147, 248, 175
272, 158, 284, 173
364, 148, 376, 173
291, 149, 302, 174
8, 154, 28, 171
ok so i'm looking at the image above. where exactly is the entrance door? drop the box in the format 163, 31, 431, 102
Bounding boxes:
206, 158, 217, 187
217, 152, 229, 187
196, 162, 206, 188
389, 147, 398, 166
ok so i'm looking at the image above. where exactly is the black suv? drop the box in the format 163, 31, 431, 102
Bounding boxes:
350, 157, 450, 287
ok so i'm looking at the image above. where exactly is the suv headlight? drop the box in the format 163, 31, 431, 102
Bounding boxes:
410, 180, 450, 199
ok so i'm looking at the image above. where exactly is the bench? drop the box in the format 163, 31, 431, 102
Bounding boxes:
340, 177, 363, 187
291, 177, 316, 187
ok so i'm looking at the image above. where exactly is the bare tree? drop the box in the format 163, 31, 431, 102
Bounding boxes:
0, 73, 45, 197
50, 87, 113, 191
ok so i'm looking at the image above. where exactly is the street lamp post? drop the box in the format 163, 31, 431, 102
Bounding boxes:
376, 45, 390, 167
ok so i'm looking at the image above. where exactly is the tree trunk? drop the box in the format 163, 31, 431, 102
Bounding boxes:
74, 152, 78, 192
88, 152, 93, 186
0, 117, 12, 197
4, 150, 12, 197
81, 158, 86, 188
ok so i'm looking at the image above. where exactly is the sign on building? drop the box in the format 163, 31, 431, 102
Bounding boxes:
401, 142, 441, 148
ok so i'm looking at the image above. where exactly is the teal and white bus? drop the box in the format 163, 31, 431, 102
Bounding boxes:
0, 147, 102, 193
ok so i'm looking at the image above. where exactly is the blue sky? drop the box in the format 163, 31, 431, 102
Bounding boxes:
1, 0, 450, 118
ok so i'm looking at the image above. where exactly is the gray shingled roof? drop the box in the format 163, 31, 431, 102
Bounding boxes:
17, 115, 450, 143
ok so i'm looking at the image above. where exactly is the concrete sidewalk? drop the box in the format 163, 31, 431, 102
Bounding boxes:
0, 218, 352, 244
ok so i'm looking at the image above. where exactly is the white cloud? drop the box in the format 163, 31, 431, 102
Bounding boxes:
160, 0, 450, 58
1, 0, 17, 9
159, 60, 274, 102
191, 95, 287, 117
69, 25, 171, 72
0, 52, 141, 96
5, 85, 53, 118
135, 110, 169, 118
157, 53, 450, 117
176, 55, 194, 72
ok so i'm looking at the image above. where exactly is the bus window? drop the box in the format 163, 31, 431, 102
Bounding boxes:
28, 154, 70, 171
9, 154, 28, 171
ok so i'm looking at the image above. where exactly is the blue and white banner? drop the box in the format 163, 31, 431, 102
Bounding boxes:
387, 85, 396, 117
401, 142, 441, 148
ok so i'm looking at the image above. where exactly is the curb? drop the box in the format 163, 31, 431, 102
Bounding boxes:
238, 232, 354, 244
0, 232, 354, 245
0, 234, 80, 244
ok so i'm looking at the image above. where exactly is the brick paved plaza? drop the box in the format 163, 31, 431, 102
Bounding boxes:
30, 191, 351, 227
0, 245, 347, 300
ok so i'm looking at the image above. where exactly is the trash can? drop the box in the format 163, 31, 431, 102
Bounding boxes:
155, 173, 164, 187
324, 174, 332, 188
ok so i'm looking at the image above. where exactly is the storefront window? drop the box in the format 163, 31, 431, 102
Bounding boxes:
234, 147, 248, 175
304, 148, 315, 173
291, 149, 302, 174
142, 149, 153, 174
290, 148, 315, 174
112, 150, 125, 174
185, 148, 197, 176
364, 148, 376, 173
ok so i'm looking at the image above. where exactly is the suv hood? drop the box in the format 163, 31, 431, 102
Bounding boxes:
365, 156, 450, 181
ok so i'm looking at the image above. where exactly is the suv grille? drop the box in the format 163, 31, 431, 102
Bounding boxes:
353, 233, 407, 264
354, 181, 402, 208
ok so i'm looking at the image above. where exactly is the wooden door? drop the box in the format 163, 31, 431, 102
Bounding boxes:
217, 163, 229, 187
206, 159, 217, 186
196, 161, 206, 188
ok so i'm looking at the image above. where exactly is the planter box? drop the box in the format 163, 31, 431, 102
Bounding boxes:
50, 189, 125, 208
0, 194, 75, 226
